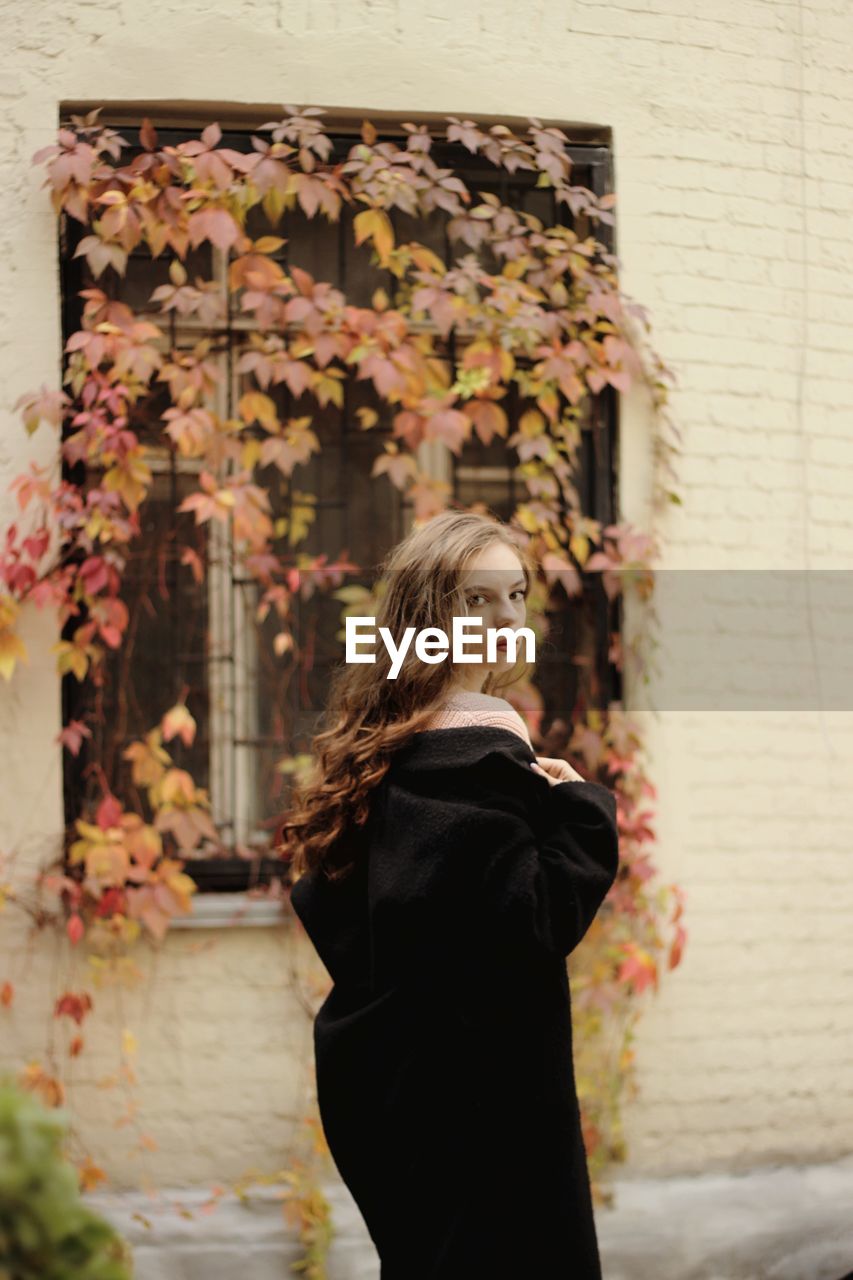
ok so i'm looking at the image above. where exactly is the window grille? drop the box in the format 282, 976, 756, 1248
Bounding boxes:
59, 115, 619, 891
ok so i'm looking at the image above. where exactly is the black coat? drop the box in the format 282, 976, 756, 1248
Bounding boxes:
289, 724, 620, 1279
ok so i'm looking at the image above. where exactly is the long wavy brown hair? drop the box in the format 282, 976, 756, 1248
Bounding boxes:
275, 510, 538, 884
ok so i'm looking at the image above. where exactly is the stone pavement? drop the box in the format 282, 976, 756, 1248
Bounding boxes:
89, 1154, 853, 1280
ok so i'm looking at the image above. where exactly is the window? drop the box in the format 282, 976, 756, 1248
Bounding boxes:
59, 108, 619, 892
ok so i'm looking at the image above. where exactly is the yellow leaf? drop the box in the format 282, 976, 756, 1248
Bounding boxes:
262, 185, 291, 226
516, 505, 541, 534
167, 869, 197, 903
53, 640, 90, 681
503, 255, 530, 280
238, 391, 279, 429
410, 245, 446, 276
0, 596, 20, 629
353, 208, 395, 266
241, 438, 262, 470
252, 236, 286, 254
122, 1029, 138, 1057
0, 629, 28, 681
498, 349, 515, 382
570, 532, 590, 565
519, 409, 545, 437
158, 768, 197, 807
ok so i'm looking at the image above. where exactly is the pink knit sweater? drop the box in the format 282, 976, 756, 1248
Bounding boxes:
421, 688, 534, 748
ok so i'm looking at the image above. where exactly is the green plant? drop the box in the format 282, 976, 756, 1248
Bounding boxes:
0, 1076, 133, 1279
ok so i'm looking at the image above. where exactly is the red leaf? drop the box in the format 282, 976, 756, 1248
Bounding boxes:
55, 991, 93, 1024
66, 914, 84, 945
96, 793, 123, 830
57, 720, 92, 756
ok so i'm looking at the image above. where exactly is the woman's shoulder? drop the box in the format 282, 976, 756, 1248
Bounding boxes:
423, 688, 533, 748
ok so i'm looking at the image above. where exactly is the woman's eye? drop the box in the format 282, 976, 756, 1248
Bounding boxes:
466, 590, 526, 607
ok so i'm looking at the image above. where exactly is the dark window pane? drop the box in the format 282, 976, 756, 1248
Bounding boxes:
72, 466, 210, 814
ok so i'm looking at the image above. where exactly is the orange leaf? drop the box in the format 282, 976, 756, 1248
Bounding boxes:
77, 1156, 108, 1192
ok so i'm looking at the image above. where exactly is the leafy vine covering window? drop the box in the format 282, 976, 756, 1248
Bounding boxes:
3, 106, 682, 1214
39, 109, 632, 896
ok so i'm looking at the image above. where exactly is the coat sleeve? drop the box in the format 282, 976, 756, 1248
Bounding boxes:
473, 763, 620, 961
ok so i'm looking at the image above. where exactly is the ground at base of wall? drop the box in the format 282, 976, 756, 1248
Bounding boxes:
87, 1155, 853, 1280
595, 1154, 853, 1280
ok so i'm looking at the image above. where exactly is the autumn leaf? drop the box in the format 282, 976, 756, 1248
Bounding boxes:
371, 446, 418, 491
102, 454, 152, 513
178, 471, 237, 527
541, 551, 583, 598
55, 991, 94, 1025
424, 406, 470, 455
122, 730, 171, 789
616, 943, 658, 994
252, 235, 286, 254
354, 208, 395, 266
156, 768, 197, 807
66, 914, 84, 945
161, 702, 197, 747
463, 400, 508, 446
356, 406, 379, 430
311, 369, 345, 409
238, 390, 280, 431
187, 207, 241, 252
0, 627, 28, 681
53, 638, 95, 682
77, 1156, 108, 1192
13, 384, 70, 435
96, 793, 123, 830
19, 1061, 65, 1108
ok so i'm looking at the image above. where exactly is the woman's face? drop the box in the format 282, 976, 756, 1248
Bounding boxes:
454, 541, 528, 685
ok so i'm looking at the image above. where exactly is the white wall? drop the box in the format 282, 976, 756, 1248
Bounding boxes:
1, 0, 852, 1185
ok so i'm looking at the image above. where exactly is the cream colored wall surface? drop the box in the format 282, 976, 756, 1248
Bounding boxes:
1, 0, 852, 1186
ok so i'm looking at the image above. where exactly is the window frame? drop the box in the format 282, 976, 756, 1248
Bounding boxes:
58, 109, 619, 904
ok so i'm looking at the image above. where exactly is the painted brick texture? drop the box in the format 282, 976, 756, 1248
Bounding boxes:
0, 0, 851, 1185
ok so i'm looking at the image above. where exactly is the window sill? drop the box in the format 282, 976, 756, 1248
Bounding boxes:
170, 891, 289, 930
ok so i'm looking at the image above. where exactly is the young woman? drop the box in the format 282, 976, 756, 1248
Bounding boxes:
279, 510, 620, 1279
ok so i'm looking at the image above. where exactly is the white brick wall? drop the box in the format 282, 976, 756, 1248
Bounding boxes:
1, 0, 852, 1186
